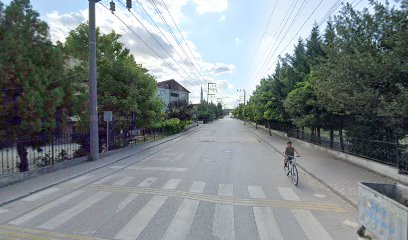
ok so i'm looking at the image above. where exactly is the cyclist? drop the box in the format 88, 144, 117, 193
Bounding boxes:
283, 141, 300, 167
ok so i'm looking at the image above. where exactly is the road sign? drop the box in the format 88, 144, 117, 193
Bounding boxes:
104, 111, 112, 122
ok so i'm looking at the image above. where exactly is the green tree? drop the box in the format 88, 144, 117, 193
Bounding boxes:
0, 0, 66, 171
63, 23, 163, 151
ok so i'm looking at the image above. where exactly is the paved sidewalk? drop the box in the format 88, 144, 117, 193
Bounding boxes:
244, 122, 396, 207
0, 126, 201, 206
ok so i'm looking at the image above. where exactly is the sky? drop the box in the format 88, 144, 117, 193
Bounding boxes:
1, 0, 384, 108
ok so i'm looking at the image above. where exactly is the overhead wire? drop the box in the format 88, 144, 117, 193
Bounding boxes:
160, 0, 208, 83
247, 0, 280, 73
133, 0, 204, 84
114, 0, 201, 86
249, 0, 300, 82
98, 1, 196, 87
254, 0, 308, 81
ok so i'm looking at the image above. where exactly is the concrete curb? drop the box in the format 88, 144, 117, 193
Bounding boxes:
0, 126, 203, 207
247, 126, 358, 209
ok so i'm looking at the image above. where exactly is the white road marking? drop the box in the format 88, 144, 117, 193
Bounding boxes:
113, 177, 135, 186
313, 194, 327, 199
0, 208, 9, 214
115, 179, 181, 240
94, 175, 115, 184
277, 187, 334, 240
162, 181, 206, 240
22, 187, 60, 202
110, 166, 187, 172
248, 186, 283, 240
9, 190, 85, 225
130, 166, 187, 172
213, 184, 235, 240
38, 191, 111, 230
37, 177, 131, 230
68, 174, 94, 183
116, 177, 158, 212
342, 220, 359, 229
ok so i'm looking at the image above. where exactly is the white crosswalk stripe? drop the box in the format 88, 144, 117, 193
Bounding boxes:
113, 177, 135, 186
37, 177, 139, 230
161, 181, 206, 240
116, 177, 158, 212
248, 186, 284, 240
115, 179, 181, 240
0, 208, 9, 215
68, 174, 94, 183
10, 190, 85, 226
277, 187, 334, 240
213, 184, 235, 240
22, 187, 60, 202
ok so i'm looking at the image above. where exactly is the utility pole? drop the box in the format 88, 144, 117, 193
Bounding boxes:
89, 0, 101, 161
207, 83, 216, 103
237, 89, 246, 125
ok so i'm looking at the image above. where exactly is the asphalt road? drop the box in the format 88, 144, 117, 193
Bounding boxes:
0, 118, 359, 240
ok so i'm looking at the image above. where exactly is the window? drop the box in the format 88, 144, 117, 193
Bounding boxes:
170, 92, 179, 98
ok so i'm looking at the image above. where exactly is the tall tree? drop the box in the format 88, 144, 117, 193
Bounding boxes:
0, 0, 65, 171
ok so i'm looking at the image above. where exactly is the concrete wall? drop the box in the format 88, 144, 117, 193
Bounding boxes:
289, 137, 408, 185
253, 122, 408, 185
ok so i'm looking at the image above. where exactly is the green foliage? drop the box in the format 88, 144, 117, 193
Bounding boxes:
63, 23, 163, 132
0, 0, 67, 171
195, 101, 224, 123
241, 0, 407, 148
154, 118, 190, 135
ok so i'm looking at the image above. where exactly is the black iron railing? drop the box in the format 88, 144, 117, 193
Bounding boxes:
266, 122, 408, 175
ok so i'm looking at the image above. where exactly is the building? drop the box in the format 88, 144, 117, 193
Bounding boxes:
157, 79, 190, 111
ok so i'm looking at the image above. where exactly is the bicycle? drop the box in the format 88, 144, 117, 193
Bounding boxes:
284, 156, 300, 186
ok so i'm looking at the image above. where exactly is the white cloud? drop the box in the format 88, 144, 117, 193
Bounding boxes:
43, 3, 234, 105
235, 37, 241, 45
192, 0, 228, 15
219, 15, 226, 22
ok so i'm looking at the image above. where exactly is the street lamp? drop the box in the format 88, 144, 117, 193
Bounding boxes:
237, 89, 246, 125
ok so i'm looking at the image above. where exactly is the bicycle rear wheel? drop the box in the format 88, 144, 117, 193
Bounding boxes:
291, 165, 298, 186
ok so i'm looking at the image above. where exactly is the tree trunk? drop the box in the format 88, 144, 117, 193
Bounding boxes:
317, 127, 321, 144
339, 119, 345, 151
329, 128, 334, 149
311, 127, 315, 143
255, 122, 258, 129
17, 140, 29, 172
301, 127, 304, 139
268, 121, 271, 136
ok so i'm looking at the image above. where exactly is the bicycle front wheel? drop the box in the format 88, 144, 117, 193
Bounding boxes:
291, 165, 298, 186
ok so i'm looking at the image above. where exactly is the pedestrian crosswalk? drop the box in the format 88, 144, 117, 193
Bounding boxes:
3, 176, 349, 240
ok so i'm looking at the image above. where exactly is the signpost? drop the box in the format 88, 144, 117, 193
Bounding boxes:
104, 111, 112, 151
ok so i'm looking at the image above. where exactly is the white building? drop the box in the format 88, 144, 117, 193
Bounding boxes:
157, 79, 190, 111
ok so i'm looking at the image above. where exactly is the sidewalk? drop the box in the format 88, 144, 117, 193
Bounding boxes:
0, 126, 201, 206
245, 122, 396, 207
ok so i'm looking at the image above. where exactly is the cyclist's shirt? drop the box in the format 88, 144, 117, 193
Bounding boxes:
285, 146, 295, 157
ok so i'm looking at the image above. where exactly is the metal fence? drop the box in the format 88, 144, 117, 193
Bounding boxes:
0, 133, 82, 176
0, 115, 166, 177
266, 122, 408, 175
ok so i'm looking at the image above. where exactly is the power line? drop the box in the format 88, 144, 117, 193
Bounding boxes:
246, 0, 280, 77
134, 0, 205, 85
114, 0, 201, 87
148, 0, 207, 84
160, 0, 208, 83
249, 0, 300, 82
254, 0, 307, 81
98, 2, 196, 87
260, 0, 327, 79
